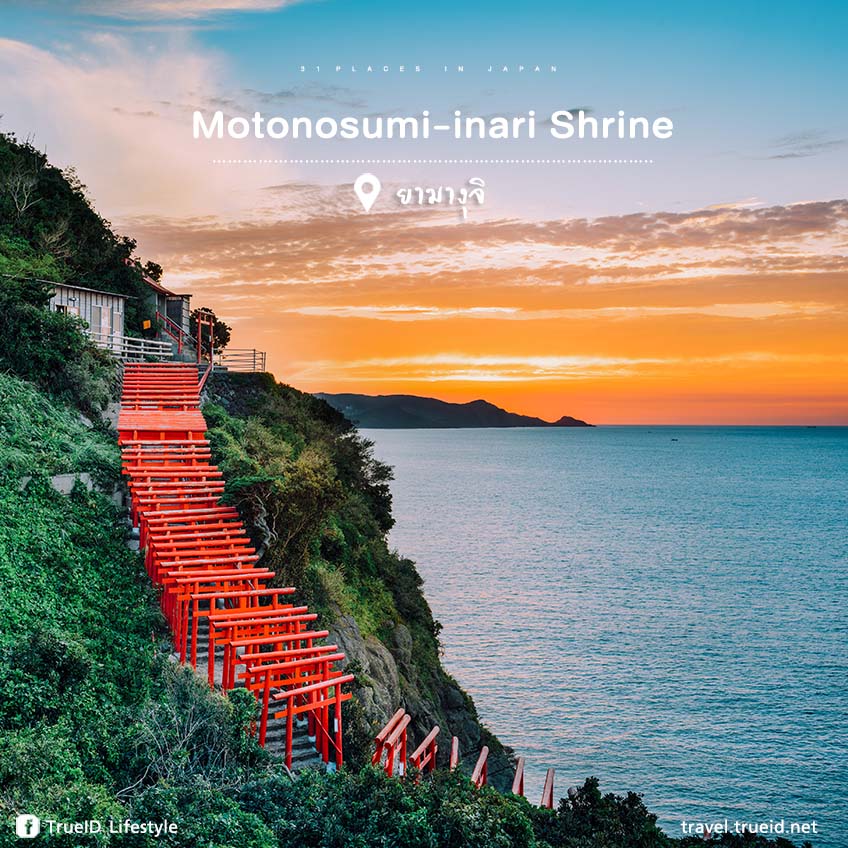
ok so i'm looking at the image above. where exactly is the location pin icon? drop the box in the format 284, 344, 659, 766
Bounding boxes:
354, 173, 381, 213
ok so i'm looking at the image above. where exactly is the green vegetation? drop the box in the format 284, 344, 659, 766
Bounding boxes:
201, 378, 401, 631
0, 129, 165, 417
0, 371, 270, 847
0, 131, 151, 323
201, 372, 500, 775
0, 276, 116, 416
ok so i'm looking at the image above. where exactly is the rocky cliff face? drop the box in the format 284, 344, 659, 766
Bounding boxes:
204, 372, 514, 789
329, 613, 513, 789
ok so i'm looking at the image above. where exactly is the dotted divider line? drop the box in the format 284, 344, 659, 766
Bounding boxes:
211, 158, 655, 165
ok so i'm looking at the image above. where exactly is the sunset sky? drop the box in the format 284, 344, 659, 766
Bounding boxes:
2, 0, 846, 423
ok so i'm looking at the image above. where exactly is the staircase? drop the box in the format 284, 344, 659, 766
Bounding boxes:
117, 362, 352, 772
156, 310, 196, 362
186, 606, 323, 770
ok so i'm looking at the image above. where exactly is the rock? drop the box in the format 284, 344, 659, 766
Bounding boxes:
442, 685, 465, 710
390, 623, 413, 674
328, 615, 401, 727
102, 402, 121, 429
49, 473, 94, 495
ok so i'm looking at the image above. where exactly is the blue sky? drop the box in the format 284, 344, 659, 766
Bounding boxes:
2, 0, 846, 218
2, 1, 847, 422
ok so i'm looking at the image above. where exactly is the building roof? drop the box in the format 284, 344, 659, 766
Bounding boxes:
0, 274, 133, 300
141, 272, 191, 299
117, 259, 191, 298
48, 281, 132, 300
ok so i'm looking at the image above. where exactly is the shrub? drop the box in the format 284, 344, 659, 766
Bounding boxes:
0, 276, 118, 416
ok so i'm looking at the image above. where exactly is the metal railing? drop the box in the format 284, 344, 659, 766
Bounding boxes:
197, 363, 214, 393
155, 310, 192, 354
90, 331, 173, 361
215, 349, 267, 372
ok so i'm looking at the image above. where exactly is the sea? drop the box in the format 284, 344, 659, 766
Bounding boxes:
364, 426, 848, 846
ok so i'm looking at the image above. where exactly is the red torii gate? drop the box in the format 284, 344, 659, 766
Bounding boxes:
373, 709, 411, 776
471, 747, 489, 788
273, 675, 354, 770
117, 361, 353, 770
120, 362, 560, 799
373, 708, 558, 809
410, 726, 439, 776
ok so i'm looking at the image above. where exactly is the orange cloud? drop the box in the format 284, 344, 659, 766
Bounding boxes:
4, 32, 843, 424
121, 193, 848, 424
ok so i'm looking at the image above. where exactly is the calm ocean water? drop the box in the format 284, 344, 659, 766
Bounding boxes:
365, 427, 848, 846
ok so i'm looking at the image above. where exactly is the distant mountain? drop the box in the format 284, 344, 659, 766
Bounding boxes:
315, 393, 593, 428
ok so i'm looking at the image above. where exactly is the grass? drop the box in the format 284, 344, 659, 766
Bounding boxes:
0, 372, 118, 483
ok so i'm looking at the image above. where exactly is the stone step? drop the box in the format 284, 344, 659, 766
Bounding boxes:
264, 727, 315, 745
180, 609, 326, 772
265, 733, 316, 756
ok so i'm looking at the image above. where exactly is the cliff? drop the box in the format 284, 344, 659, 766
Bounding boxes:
0, 366, 807, 848
204, 372, 515, 786
315, 393, 593, 429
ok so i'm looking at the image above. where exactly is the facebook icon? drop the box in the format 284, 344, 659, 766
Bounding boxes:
15, 814, 41, 838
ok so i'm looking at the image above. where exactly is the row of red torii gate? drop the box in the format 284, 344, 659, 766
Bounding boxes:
116, 362, 555, 806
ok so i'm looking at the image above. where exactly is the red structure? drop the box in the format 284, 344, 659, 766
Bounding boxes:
449, 736, 460, 771
373, 715, 557, 810
540, 768, 556, 809
410, 725, 440, 776
471, 746, 489, 788
119, 363, 562, 797
511, 756, 525, 796
372, 709, 411, 776
194, 309, 216, 363
117, 362, 351, 769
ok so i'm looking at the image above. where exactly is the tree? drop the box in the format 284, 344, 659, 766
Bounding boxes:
0, 131, 155, 330
190, 307, 232, 356
142, 260, 163, 282
0, 277, 116, 415
0, 143, 44, 217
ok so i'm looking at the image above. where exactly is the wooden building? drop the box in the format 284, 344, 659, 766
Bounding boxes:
49, 282, 129, 354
